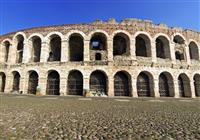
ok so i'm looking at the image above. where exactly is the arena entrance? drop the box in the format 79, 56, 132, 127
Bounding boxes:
12, 72, 20, 92
90, 71, 107, 95
28, 71, 38, 94
194, 74, 200, 97
67, 70, 83, 95
114, 71, 131, 96
46, 71, 60, 95
0, 72, 6, 92
178, 74, 191, 97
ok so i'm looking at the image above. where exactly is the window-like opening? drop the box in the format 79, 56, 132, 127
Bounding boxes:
4, 41, 10, 62
16, 35, 24, 63
173, 35, 185, 44
194, 74, 200, 97
68, 70, 83, 95
114, 71, 131, 96
0, 73, 6, 92
90, 33, 107, 50
136, 34, 151, 57
137, 72, 151, 97
46, 71, 60, 95
189, 42, 199, 60
69, 34, 83, 61
28, 71, 38, 94
12, 72, 20, 92
95, 53, 101, 60
113, 33, 129, 56
178, 74, 191, 97
156, 36, 170, 59
32, 37, 41, 62
175, 51, 184, 60
90, 71, 107, 95
48, 35, 61, 62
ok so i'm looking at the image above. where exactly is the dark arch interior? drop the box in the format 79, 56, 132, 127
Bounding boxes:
12, 72, 20, 92
194, 74, 200, 97
69, 34, 83, 61
189, 42, 199, 60
48, 36, 61, 62
28, 71, 39, 94
156, 36, 170, 59
90, 33, 107, 50
114, 72, 131, 96
178, 74, 191, 97
16, 35, 24, 63
68, 71, 83, 95
113, 33, 129, 56
0, 73, 6, 92
173, 35, 185, 44
32, 37, 41, 62
175, 51, 184, 60
46, 71, 60, 95
4, 41, 10, 62
137, 72, 151, 97
136, 35, 151, 57
90, 71, 107, 95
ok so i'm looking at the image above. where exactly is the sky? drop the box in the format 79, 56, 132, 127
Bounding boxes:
0, 0, 200, 35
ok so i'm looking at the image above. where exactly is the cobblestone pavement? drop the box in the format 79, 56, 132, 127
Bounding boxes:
0, 94, 200, 140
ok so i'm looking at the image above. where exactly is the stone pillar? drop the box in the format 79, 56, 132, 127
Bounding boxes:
61, 39, 69, 62
4, 74, 13, 93
151, 41, 157, 63
83, 76, 89, 96
185, 45, 191, 65
130, 39, 136, 60
60, 77, 67, 96
84, 40, 90, 62
107, 39, 113, 61
190, 80, 196, 98
8, 44, 17, 64
108, 76, 114, 97
22, 74, 29, 94
170, 43, 176, 64
22, 41, 30, 63
0, 44, 5, 63
40, 41, 49, 63
154, 79, 160, 97
20, 76, 25, 94
131, 78, 138, 97
38, 76, 47, 95
174, 80, 179, 98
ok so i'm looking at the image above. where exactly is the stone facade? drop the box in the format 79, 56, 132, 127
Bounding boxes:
0, 18, 200, 98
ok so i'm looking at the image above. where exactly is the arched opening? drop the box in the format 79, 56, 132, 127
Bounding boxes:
16, 35, 24, 63
175, 51, 184, 60
173, 35, 185, 44
95, 53, 101, 60
12, 71, 20, 92
114, 71, 131, 96
178, 74, 191, 97
90, 70, 107, 95
48, 35, 61, 62
0, 72, 6, 92
159, 72, 174, 97
31, 36, 41, 62
137, 72, 153, 97
194, 74, 200, 97
46, 71, 60, 95
3, 41, 10, 62
28, 71, 39, 94
113, 33, 130, 56
156, 36, 170, 59
67, 70, 83, 95
136, 34, 151, 57
69, 34, 83, 61
189, 42, 199, 60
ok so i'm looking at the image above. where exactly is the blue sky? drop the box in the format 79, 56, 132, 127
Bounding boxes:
0, 0, 199, 35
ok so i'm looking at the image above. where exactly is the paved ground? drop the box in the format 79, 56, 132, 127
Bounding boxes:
0, 94, 200, 140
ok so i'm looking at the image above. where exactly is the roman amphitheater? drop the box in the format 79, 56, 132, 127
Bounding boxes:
0, 18, 200, 98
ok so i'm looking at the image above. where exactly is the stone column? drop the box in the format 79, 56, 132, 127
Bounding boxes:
107, 39, 113, 61
130, 39, 136, 60
22, 41, 30, 63
151, 41, 157, 63
84, 40, 90, 62
170, 43, 176, 64
0, 44, 5, 63
83, 76, 89, 96
8, 44, 17, 64
190, 80, 196, 98
22, 74, 29, 94
60, 77, 67, 96
153, 79, 160, 97
131, 78, 138, 97
61, 39, 69, 62
108, 76, 114, 97
185, 45, 191, 65
173, 80, 180, 98
40, 41, 49, 62
38, 76, 47, 95
20, 76, 26, 94
4, 74, 13, 93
